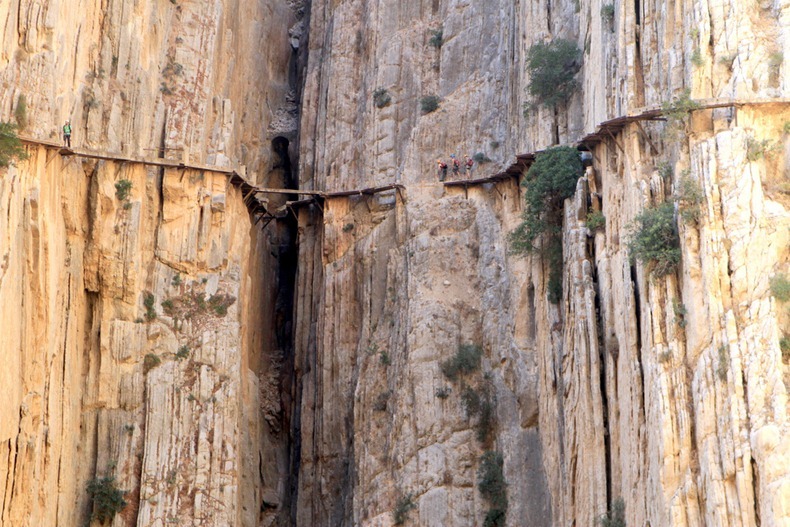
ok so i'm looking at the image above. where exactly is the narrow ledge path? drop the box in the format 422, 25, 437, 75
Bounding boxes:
17, 97, 788, 227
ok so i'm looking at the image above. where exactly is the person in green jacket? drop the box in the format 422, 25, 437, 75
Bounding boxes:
63, 120, 71, 148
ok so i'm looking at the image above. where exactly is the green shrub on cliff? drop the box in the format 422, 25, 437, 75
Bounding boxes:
601, 4, 615, 25
373, 88, 392, 108
526, 39, 582, 108
509, 146, 583, 302
86, 476, 127, 524
428, 27, 444, 48
441, 343, 482, 380
478, 451, 508, 527
420, 95, 441, 114
115, 179, 133, 201
0, 122, 29, 168
676, 172, 704, 225
627, 202, 681, 277
598, 498, 625, 527
770, 273, 790, 302
14, 95, 28, 131
586, 210, 606, 231
393, 493, 416, 525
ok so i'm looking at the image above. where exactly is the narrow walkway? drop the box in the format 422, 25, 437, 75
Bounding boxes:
454, 97, 790, 188
20, 97, 787, 223
17, 137, 403, 227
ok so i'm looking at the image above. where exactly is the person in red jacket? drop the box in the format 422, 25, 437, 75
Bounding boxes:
450, 154, 460, 176
464, 155, 474, 175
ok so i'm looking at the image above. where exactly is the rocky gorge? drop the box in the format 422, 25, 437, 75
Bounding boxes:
0, 0, 788, 526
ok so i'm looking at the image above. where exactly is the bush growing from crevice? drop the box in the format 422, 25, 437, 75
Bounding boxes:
175, 345, 190, 360
420, 95, 441, 114
460, 385, 481, 415
14, 95, 28, 131
509, 147, 583, 252
586, 210, 606, 231
780, 336, 790, 362
393, 493, 416, 525
509, 146, 583, 302
770, 273, 790, 302
627, 202, 681, 277
435, 386, 451, 399
657, 162, 673, 180
86, 476, 127, 524
440, 343, 482, 380
601, 4, 615, 26
746, 135, 780, 162
208, 293, 234, 316
476, 386, 497, 445
691, 48, 704, 67
428, 27, 444, 48
672, 300, 687, 328
143, 292, 157, 321
478, 451, 508, 527
719, 53, 737, 71
115, 179, 133, 202
525, 39, 582, 109
598, 497, 625, 527
0, 122, 30, 168
379, 349, 391, 366
460, 380, 497, 445
661, 89, 700, 138
143, 353, 161, 373
676, 172, 704, 225
373, 88, 392, 109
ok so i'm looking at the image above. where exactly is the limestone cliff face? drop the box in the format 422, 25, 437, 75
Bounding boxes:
295, 1, 790, 526
0, 0, 301, 178
0, 150, 256, 525
0, 1, 303, 526
1, 0, 789, 526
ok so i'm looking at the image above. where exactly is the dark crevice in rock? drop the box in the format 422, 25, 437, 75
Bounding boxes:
592, 249, 613, 509
630, 264, 647, 426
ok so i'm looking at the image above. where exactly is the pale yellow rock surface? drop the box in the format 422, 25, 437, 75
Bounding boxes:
0, 1, 302, 526
294, 1, 790, 526
1, 0, 789, 526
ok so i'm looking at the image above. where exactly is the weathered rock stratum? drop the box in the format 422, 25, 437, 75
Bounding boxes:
294, 0, 790, 526
1, 0, 789, 526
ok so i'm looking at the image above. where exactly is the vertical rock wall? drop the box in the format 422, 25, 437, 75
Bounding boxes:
0, 0, 788, 525
0, 149, 254, 525
0, 1, 304, 525
295, 0, 790, 526
0, 0, 301, 179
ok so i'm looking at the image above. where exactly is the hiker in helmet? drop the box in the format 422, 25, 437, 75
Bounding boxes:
464, 155, 474, 175
63, 120, 72, 148
437, 158, 448, 181
450, 154, 460, 176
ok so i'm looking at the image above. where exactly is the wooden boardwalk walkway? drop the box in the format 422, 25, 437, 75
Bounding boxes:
17, 137, 403, 226
445, 97, 790, 188
18, 96, 788, 222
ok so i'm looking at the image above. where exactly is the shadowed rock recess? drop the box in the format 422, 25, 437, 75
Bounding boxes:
0, 0, 788, 526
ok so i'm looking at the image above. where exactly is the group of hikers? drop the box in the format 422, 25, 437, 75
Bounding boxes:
437, 154, 474, 181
